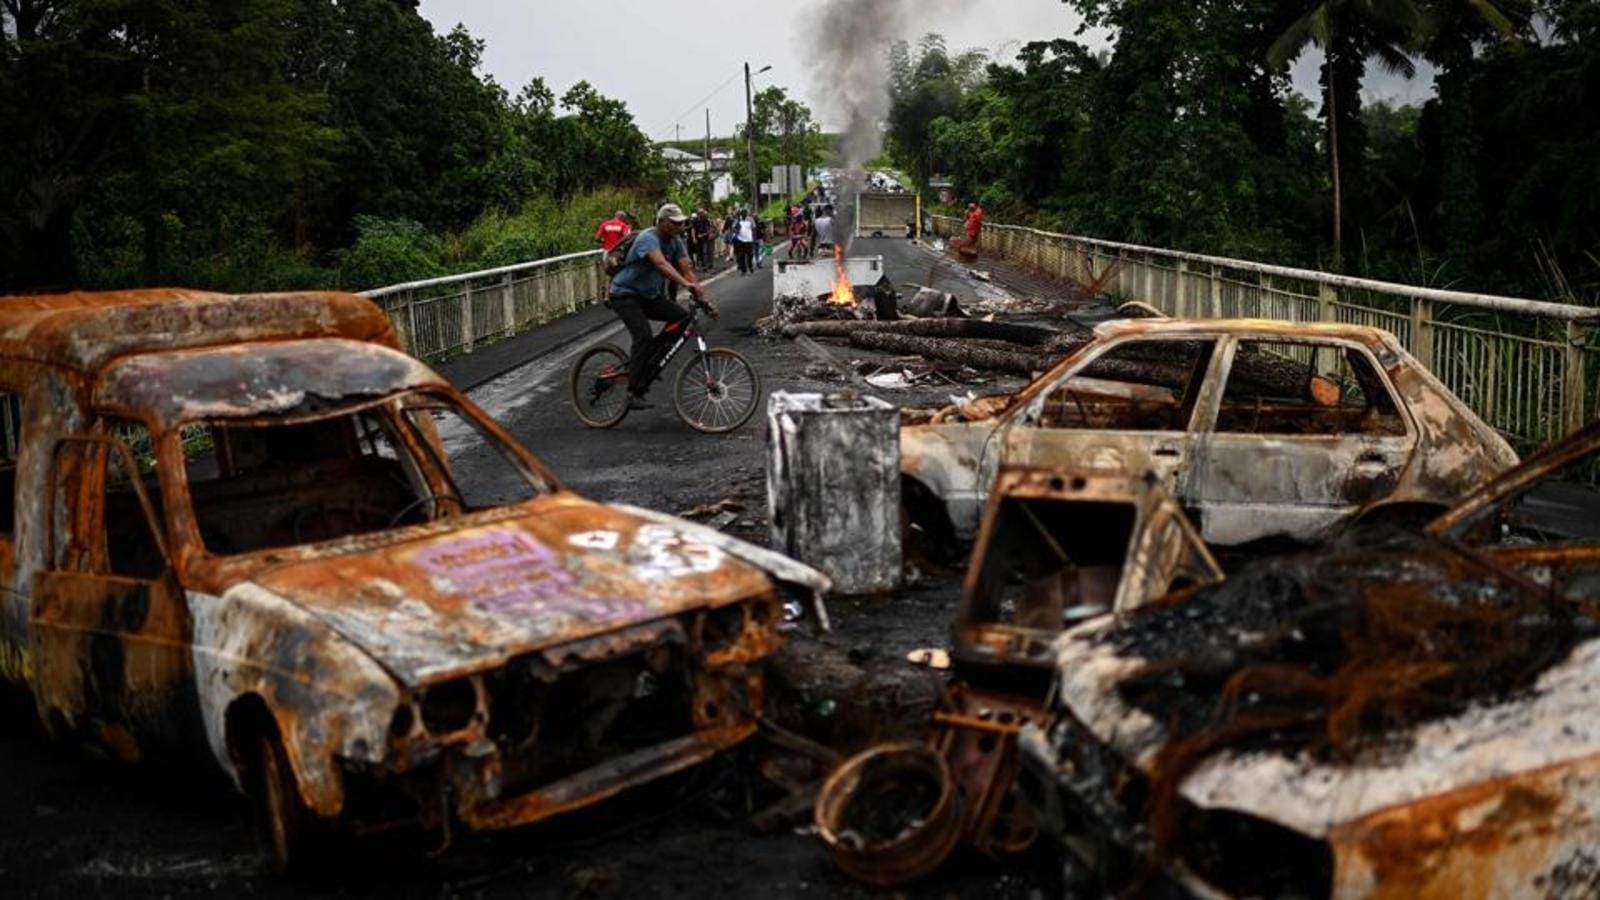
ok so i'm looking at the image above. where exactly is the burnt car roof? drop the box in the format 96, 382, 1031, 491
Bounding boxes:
1091, 317, 1398, 351
94, 338, 445, 427
0, 289, 397, 373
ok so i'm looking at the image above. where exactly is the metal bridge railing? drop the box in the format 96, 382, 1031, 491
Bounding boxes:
931, 216, 1599, 448
362, 250, 604, 363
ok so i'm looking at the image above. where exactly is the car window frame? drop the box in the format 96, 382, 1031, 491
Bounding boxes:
1010, 333, 1226, 435
1193, 335, 1415, 439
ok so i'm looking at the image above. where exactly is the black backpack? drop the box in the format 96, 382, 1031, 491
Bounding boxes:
603, 232, 640, 277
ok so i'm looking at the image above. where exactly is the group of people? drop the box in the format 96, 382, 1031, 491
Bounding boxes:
596, 206, 773, 278
784, 203, 837, 260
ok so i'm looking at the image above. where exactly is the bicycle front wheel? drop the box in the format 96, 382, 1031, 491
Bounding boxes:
674, 348, 761, 434
570, 343, 631, 428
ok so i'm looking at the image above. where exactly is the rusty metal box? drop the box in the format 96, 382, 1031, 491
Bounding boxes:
767, 392, 902, 595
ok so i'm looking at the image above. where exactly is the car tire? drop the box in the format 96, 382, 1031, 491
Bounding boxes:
252, 732, 324, 874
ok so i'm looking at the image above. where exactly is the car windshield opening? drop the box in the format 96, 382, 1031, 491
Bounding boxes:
183, 391, 545, 555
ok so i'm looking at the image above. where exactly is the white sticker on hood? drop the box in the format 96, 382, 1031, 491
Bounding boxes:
632, 524, 724, 578
570, 530, 621, 551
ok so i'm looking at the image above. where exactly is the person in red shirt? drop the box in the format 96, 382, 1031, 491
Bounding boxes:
595, 211, 632, 252
958, 202, 985, 261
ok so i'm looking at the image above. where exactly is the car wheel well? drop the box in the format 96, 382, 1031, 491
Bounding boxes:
224, 693, 279, 778
902, 475, 959, 563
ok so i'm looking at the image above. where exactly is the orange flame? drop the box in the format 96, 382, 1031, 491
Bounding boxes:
828, 243, 856, 306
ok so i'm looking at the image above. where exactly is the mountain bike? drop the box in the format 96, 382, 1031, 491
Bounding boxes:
570, 307, 761, 433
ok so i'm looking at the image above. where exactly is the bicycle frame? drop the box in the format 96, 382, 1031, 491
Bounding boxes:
599, 310, 709, 392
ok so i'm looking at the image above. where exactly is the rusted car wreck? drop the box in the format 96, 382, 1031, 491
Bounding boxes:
0, 289, 824, 869
1018, 420, 1600, 898
901, 319, 1518, 549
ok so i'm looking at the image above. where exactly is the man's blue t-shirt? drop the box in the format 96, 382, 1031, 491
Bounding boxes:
610, 227, 688, 299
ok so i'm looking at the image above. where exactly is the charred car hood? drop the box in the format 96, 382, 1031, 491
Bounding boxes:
245, 496, 777, 686
1053, 541, 1600, 839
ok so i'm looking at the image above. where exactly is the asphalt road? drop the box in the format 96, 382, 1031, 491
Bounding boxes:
0, 235, 1066, 898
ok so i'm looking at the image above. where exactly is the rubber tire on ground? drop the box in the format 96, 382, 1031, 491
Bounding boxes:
253, 732, 322, 875
673, 348, 761, 434
570, 343, 631, 429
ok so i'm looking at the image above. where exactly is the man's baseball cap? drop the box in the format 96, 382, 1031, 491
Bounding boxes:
657, 203, 689, 223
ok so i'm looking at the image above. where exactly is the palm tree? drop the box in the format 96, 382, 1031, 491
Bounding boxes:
1269, 0, 1427, 270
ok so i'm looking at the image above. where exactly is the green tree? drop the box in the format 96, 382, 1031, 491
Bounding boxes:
1267, 0, 1428, 270
1416, 0, 1531, 265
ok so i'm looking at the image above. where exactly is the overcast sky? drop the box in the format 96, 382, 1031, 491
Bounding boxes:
417, 1, 1434, 142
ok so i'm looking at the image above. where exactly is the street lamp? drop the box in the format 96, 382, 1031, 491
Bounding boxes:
745, 63, 771, 214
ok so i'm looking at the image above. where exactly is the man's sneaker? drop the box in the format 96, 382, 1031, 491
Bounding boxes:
627, 396, 654, 411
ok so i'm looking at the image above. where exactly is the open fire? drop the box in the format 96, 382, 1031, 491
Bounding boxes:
827, 244, 857, 307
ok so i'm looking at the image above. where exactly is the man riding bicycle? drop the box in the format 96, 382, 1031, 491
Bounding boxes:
607, 203, 719, 409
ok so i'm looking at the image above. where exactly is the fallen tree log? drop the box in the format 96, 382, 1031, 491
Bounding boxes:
786, 317, 1071, 347
850, 332, 1062, 375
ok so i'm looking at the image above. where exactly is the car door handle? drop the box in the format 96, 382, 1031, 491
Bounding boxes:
1153, 446, 1182, 459
1356, 451, 1388, 465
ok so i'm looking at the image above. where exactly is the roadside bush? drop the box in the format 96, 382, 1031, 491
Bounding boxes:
336, 216, 447, 290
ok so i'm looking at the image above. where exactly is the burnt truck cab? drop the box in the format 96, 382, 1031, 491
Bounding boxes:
0, 290, 824, 868
902, 319, 1519, 550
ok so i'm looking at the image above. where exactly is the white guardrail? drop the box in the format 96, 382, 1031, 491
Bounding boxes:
362, 250, 604, 363
932, 216, 1599, 448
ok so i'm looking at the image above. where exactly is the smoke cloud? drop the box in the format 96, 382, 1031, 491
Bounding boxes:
802, 0, 957, 170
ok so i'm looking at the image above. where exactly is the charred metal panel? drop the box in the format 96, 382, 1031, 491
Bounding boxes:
0, 290, 398, 373
768, 393, 901, 595
246, 498, 774, 686
94, 340, 443, 429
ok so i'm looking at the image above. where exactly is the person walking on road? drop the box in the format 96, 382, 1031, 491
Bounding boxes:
606, 203, 718, 409
690, 209, 716, 271
813, 205, 836, 254
953, 202, 985, 261
595, 210, 632, 252
732, 209, 757, 275
787, 212, 810, 259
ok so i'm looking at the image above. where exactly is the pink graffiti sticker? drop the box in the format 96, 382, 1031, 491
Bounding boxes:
414, 530, 650, 624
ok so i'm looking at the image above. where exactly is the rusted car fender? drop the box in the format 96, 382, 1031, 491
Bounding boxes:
900, 423, 997, 540
189, 583, 402, 817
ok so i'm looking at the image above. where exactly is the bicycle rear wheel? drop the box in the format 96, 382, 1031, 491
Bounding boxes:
571, 343, 631, 428
674, 348, 761, 434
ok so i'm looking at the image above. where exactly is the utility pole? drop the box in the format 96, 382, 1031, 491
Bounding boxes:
704, 109, 713, 206
744, 62, 758, 212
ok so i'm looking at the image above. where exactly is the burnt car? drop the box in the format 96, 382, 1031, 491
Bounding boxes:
0, 289, 825, 869
900, 319, 1518, 549
1018, 420, 1600, 898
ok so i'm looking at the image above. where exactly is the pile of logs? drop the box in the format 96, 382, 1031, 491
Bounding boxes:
782, 318, 1091, 377
783, 315, 1319, 396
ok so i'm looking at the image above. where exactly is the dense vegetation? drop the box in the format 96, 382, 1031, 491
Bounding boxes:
0, 0, 667, 293
887, 2, 1600, 302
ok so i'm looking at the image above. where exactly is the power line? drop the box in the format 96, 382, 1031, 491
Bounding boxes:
653, 71, 742, 142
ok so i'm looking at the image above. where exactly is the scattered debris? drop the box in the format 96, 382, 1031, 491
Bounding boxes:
904, 286, 968, 318
677, 497, 745, 519
815, 742, 963, 886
